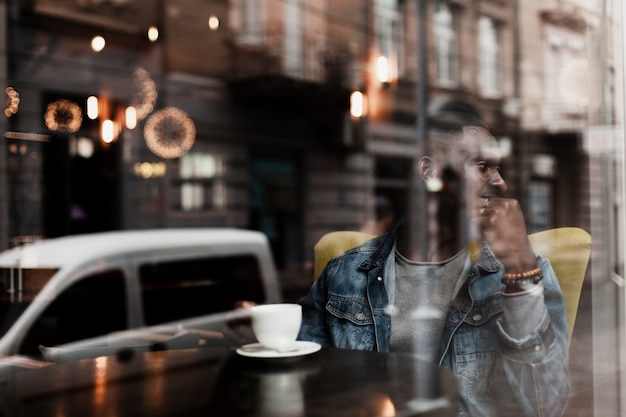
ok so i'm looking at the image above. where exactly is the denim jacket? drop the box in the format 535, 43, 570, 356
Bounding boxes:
297, 228, 571, 417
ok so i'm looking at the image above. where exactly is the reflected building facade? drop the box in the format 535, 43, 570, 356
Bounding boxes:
0, 1, 619, 291
1, 0, 525, 284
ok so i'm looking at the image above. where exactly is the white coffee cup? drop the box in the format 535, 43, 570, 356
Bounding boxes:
250, 303, 302, 352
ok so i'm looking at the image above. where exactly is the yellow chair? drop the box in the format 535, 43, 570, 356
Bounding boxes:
527, 227, 591, 342
313, 227, 591, 343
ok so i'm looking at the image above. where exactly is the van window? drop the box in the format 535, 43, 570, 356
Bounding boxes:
19, 270, 128, 358
139, 254, 265, 325
0, 267, 58, 339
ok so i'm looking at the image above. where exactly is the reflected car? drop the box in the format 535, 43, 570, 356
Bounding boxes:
0, 228, 281, 362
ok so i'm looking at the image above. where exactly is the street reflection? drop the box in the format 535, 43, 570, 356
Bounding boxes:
209, 353, 320, 417
93, 356, 108, 407
143, 351, 167, 412
357, 390, 397, 417
258, 373, 304, 417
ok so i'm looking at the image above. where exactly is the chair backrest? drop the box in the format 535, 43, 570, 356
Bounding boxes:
314, 231, 375, 280
527, 227, 591, 342
313, 227, 591, 343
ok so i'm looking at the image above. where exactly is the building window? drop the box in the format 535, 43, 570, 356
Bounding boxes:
545, 37, 561, 104
528, 180, 553, 233
478, 15, 501, 97
240, 0, 265, 45
434, 1, 459, 87
284, 0, 303, 77
178, 153, 225, 212
545, 32, 587, 109
374, 0, 404, 82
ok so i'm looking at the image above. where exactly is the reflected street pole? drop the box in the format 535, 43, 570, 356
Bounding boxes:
408, 0, 428, 260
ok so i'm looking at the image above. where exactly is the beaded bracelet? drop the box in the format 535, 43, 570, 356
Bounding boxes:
502, 266, 542, 280
501, 272, 543, 287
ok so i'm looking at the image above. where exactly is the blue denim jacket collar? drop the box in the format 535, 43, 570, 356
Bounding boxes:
360, 217, 503, 268
360, 219, 503, 291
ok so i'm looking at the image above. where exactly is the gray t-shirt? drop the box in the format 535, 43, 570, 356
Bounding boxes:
390, 247, 466, 362
389, 245, 546, 362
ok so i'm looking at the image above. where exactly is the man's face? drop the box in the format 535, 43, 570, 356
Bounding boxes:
427, 126, 506, 209
459, 126, 507, 209
426, 125, 507, 246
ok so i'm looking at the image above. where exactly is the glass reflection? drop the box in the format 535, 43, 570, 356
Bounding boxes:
93, 356, 108, 407
143, 350, 167, 411
258, 373, 304, 417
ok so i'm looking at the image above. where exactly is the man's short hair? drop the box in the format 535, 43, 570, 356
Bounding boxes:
427, 110, 485, 135
421, 110, 485, 153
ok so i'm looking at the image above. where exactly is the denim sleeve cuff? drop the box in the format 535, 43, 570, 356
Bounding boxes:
496, 286, 555, 361
500, 284, 545, 339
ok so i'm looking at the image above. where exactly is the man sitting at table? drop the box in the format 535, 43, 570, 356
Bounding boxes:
297, 110, 571, 417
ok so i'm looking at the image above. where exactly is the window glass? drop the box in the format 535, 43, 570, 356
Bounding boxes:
374, 0, 403, 81
177, 153, 225, 212
528, 180, 553, 233
284, 0, 303, 77
139, 255, 266, 325
18, 270, 127, 358
434, 1, 459, 86
543, 28, 587, 127
0, 267, 57, 339
2, 1, 626, 415
478, 15, 501, 96
240, 0, 264, 45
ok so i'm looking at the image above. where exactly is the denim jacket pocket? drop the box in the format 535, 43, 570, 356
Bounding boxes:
455, 350, 497, 414
456, 349, 496, 381
326, 294, 374, 325
325, 294, 376, 350
452, 305, 500, 382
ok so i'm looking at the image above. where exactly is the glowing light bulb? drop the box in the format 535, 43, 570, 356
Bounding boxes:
147, 26, 159, 42
350, 91, 365, 118
208, 16, 220, 30
377, 56, 389, 83
102, 119, 115, 143
91, 36, 106, 52
87, 96, 99, 119
125, 106, 137, 129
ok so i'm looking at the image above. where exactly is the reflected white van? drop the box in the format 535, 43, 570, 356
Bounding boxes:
0, 228, 281, 361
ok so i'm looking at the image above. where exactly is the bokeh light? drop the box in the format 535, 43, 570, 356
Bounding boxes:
144, 107, 196, 159
208, 16, 220, 30
91, 35, 106, 52
148, 26, 159, 42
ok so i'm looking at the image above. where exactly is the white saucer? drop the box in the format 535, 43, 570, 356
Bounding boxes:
236, 341, 321, 359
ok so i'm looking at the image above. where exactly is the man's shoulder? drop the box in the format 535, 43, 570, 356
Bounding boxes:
342, 232, 390, 255
326, 233, 392, 271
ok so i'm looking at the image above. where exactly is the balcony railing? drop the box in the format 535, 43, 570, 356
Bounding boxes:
227, 23, 361, 90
